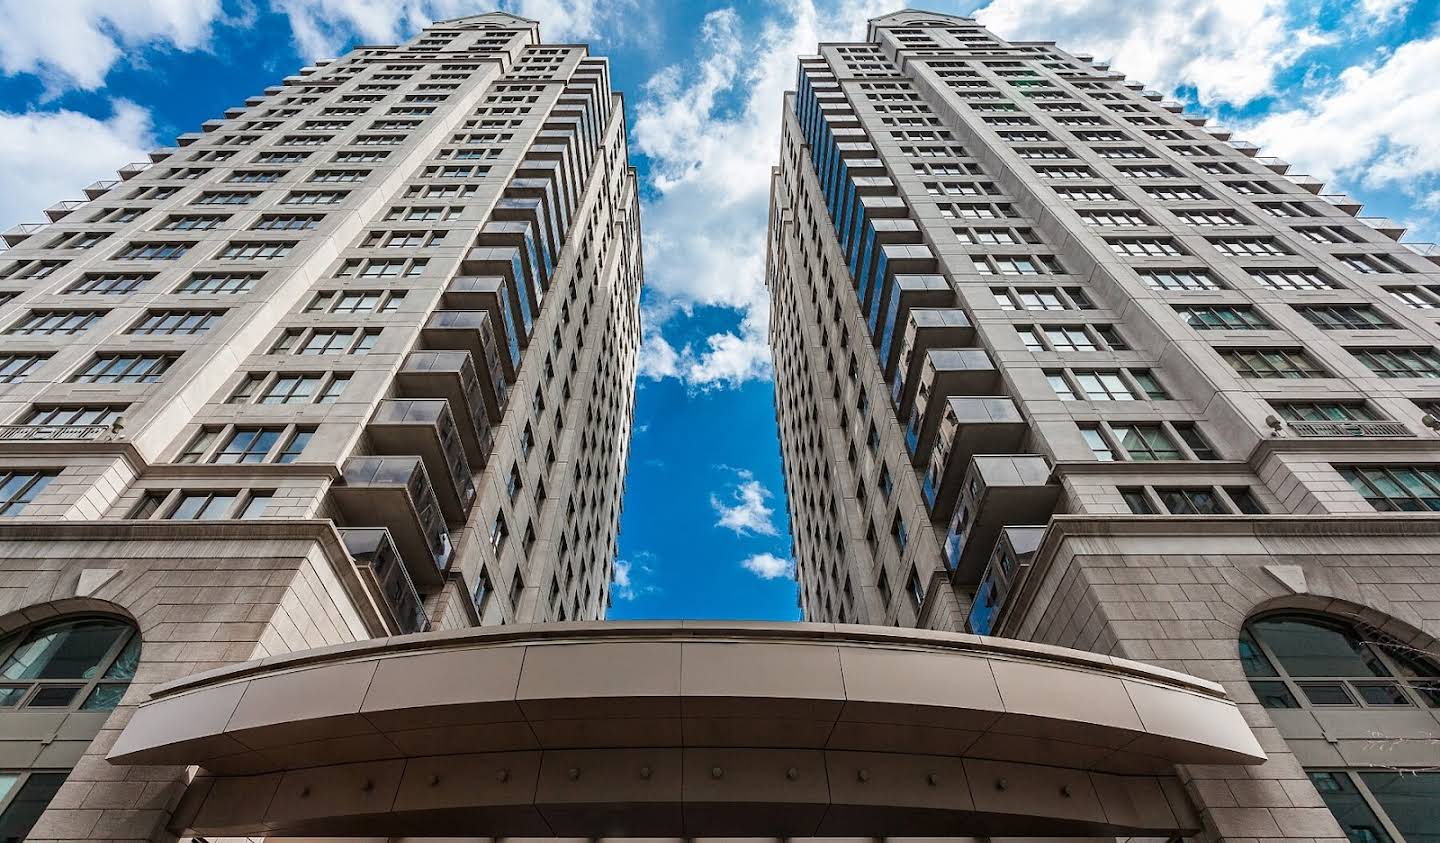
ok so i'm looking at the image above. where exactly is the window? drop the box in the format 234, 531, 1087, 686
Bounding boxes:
1351, 348, 1440, 379
176, 273, 260, 294
1295, 305, 1391, 331
1120, 487, 1156, 514
167, 491, 239, 520
1309, 770, 1439, 843
0, 471, 56, 515
0, 356, 47, 384
193, 191, 257, 205
7, 310, 103, 336
20, 405, 124, 428
1274, 402, 1378, 423
241, 372, 350, 404
1221, 349, 1325, 379
1078, 209, 1150, 226
253, 214, 321, 231
157, 214, 227, 231
1108, 237, 1184, 257
1049, 369, 1143, 401
128, 310, 221, 335
1249, 268, 1340, 291
992, 286, 1093, 310
1139, 269, 1222, 291
1173, 209, 1248, 227
1111, 424, 1183, 460
0, 616, 138, 713
1240, 613, 1439, 712
274, 327, 381, 356
1210, 237, 1290, 257
281, 190, 347, 206
1157, 487, 1226, 514
1175, 305, 1271, 330
65, 273, 150, 295
114, 242, 190, 260
212, 428, 284, 464
71, 354, 177, 384
1387, 286, 1440, 310
1339, 466, 1440, 512
218, 241, 293, 260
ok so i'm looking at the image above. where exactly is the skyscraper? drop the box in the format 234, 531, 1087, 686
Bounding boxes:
0, 12, 640, 839
770, 8, 1440, 841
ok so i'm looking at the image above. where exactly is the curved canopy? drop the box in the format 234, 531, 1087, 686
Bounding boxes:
109, 622, 1264, 838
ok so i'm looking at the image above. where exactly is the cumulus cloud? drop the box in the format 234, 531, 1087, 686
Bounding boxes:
612, 555, 658, 600
974, 0, 1328, 106
1239, 34, 1440, 200
273, 0, 648, 59
711, 473, 779, 536
631, 0, 901, 391
740, 552, 794, 580
0, 0, 224, 93
0, 102, 154, 230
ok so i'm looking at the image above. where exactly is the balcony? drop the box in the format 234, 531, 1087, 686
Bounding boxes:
420, 310, 509, 423
1139, 89, 1163, 100
0, 423, 116, 443
864, 243, 937, 339
942, 455, 1060, 584
1404, 242, 1440, 265
1228, 140, 1260, 157
332, 456, 451, 590
902, 348, 1001, 464
224, 107, 245, 119
2, 223, 46, 246
367, 399, 476, 524
1159, 100, 1184, 113
1255, 156, 1290, 174
1203, 124, 1233, 140
443, 277, 520, 379
201, 119, 224, 132
83, 180, 118, 199
878, 274, 952, 377
921, 397, 1028, 517
117, 162, 152, 180
851, 215, 919, 309
967, 526, 1046, 636
1321, 193, 1361, 214
494, 194, 561, 276
341, 528, 429, 635
175, 132, 203, 146
478, 220, 551, 299
891, 308, 975, 414
396, 351, 493, 467
1359, 217, 1404, 240
44, 201, 87, 222
147, 147, 177, 162
1287, 420, 1411, 438
1287, 174, 1324, 194
1181, 113, 1208, 126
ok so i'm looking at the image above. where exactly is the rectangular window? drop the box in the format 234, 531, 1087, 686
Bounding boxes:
21, 405, 125, 428
7, 310, 104, 336
0, 355, 48, 384
64, 273, 150, 295
1249, 268, 1340, 291
1110, 424, 1183, 460
71, 353, 177, 384
1273, 402, 1378, 422
1351, 348, 1440, 378
217, 241, 293, 260
1156, 488, 1226, 515
193, 192, 258, 205
1174, 305, 1272, 330
1339, 466, 1440, 511
1139, 269, 1222, 291
0, 471, 57, 515
157, 214, 227, 231
115, 242, 190, 260
213, 428, 284, 464
167, 491, 239, 520
1221, 349, 1325, 379
281, 190, 347, 206
128, 310, 222, 335
1109, 238, 1184, 257
253, 214, 321, 231
1295, 305, 1391, 331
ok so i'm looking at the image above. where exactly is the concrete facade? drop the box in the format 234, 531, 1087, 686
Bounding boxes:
0, 12, 640, 841
768, 9, 1440, 843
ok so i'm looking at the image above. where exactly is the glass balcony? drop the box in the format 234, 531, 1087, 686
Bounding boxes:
83, 180, 118, 199
1140, 89, 1163, 100
1159, 100, 1183, 113
1228, 140, 1259, 156
1181, 113, 1208, 126
1203, 124, 1233, 140
942, 455, 1059, 585
1255, 157, 1290, 174
878, 274, 952, 377
1287, 174, 1323, 194
420, 310, 510, 423
851, 214, 917, 313
44, 200, 88, 222
1321, 193, 1361, 214
864, 244, 937, 340
891, 308, 974, 414
496, 193, 562, 277
443, 277, 520, 379
1404, 242, 1440, 265
117, 162, 152, 180
367, 399, 476, 525
175, 132, 203, 146
967, 526, 1046, 636
396, 350, 493, 468
341, 528, 429, 636
2, 223, 47, 246
903, 348, 1001, 464
1359, 217, 1404, 240
333, 455, 451, 589
478, 219, 550, 303
921, 397, 1028, 517
148, 147, 177, 162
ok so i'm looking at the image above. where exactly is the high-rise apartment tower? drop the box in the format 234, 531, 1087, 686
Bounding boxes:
769, 9, 1440, 842
0, 12, 640, 839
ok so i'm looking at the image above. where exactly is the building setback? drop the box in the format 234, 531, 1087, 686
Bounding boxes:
769, 8, 1440, 843
0, 12, 640, 839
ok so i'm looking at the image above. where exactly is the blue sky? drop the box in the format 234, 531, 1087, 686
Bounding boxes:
0, 0, 1437, 620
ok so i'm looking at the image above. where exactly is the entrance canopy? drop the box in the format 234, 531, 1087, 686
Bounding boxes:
109, 622, 1264, 838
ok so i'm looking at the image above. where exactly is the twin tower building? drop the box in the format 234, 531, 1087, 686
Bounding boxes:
0, 9, 1432, 843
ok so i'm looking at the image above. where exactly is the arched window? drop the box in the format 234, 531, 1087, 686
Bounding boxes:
0, 616, 139, 711
1240, 613, 1440, 843
0, 616, 139, 842
1240, 613, 1438, 710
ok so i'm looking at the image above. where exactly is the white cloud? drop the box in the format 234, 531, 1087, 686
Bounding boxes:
273, 0, 643, 59
974, 0, 1328, 106
612, 556, 659, 600
740, 552, 794, 580
0, 102, 154, 230
0, 0, 224, 93
711, 476, 779, 536
1239, 34, 1440, 201
631, 0, 901, 390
